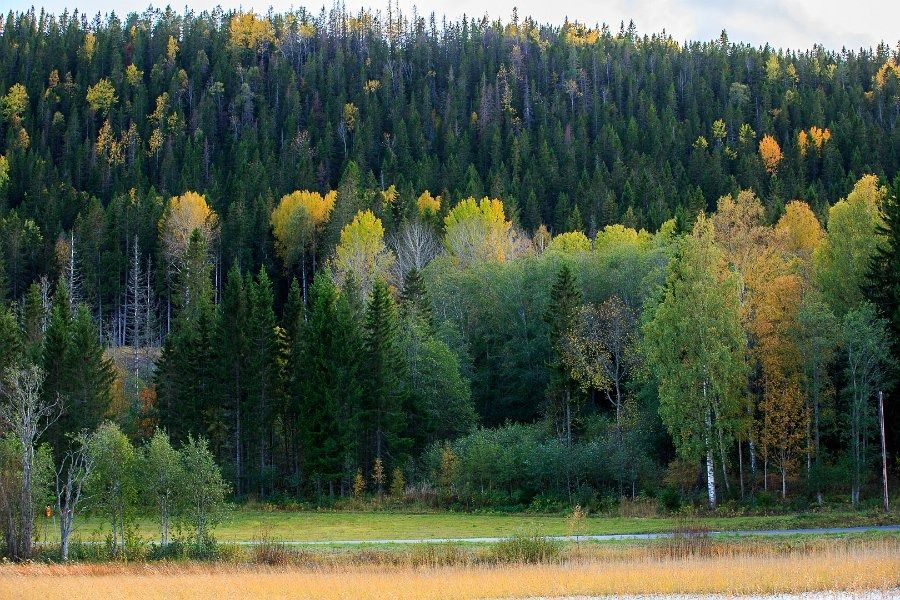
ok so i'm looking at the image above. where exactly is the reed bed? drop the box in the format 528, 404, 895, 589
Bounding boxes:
1, 538, 897, 599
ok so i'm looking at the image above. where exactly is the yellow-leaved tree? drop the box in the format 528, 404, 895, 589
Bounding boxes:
814, 175, 886, 317
229, 12, 275, 52
271, 190, 336, 298
416, 190, 441, 218
443, 197, 514, 266
758, 134, 783, 173
775, 200, 823, 272
332, 210, 394, 298
158, 191, 217, 325
159, 191, 216, 269
547, 231, 591, 254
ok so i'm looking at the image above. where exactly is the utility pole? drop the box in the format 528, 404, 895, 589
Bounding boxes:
879, 391, 889, 513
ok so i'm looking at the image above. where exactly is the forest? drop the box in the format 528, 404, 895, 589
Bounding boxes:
0, 5, 899, 560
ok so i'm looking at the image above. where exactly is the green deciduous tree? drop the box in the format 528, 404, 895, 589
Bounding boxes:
643, 216, 747, 509
815, 175, 887, 317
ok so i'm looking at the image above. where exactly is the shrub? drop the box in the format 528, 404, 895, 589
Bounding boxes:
489, 534, 561, 564
659, 486, 681, 512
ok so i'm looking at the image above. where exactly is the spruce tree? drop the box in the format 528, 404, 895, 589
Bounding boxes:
865, 177, 900, 357
42, 279, 73, 451
296, 274, 347, 495
216, 264, 247, 494
64, 304, 115, 440
0, 303, 22, 371
358, 279, 409, 474
399, 268, 432, 328
22, 282, 44, 356
0, 254, 7, 303
280, 277, 305, 492
245, 267, 277, 496
543, 264, 582, 444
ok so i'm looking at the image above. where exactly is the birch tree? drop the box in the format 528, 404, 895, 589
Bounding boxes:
643, 216, 747, 509
841, 303, 891, 506
332, 210, 394, 300
390, 219, 440, 285
0, 364, 60, 559
140, 429, 182, 546
179, 436, 229, 547
55, 432, 94, 561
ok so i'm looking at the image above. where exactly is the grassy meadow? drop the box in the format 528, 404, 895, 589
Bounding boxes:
4, 537, 897, 599
32, 507, 898, 545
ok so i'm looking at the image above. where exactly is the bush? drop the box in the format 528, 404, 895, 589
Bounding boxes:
659, 486, 682, 512
252, 539, 293, 566
489, 534, 561, 564
754, 491, 776, 509
186, 533, 219, 560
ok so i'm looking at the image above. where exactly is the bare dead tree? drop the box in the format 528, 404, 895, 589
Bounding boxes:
55, 433, 94, 561
64, 231, 82, 312
390, 219, 440, 285
0, 364, 60, 559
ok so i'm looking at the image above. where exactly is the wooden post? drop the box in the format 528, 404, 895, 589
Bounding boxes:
879, 391, 889, 513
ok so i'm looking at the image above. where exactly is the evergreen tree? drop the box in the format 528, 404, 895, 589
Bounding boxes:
398, 268, 432, 328
280, 278, 305, 492
0, 254, 7, 303
296, 274, 356, 495
42, 279, 72, 451
543, 264, 582, 445
21, 283, 44, 355
0, 303, 22, 371
357, 280, 409, 474
865, 177, 900, 357
215, 264, 247, 494
64, 304, 115, 442
156, 297, 217, 445
244, 267, 277, 496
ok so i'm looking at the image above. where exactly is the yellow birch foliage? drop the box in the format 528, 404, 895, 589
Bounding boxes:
416, 190, 441, 216
548, 230, 591, 254
229, 13, 275, 50
272, 189, 336, 269
443, 197, 513, 265
758, 134, 783, 173
775, 200, 823, 268
333, 210, 394, 296
159, 191, 216, 263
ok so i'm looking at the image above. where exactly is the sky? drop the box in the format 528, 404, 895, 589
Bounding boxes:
5, 0, 899, 52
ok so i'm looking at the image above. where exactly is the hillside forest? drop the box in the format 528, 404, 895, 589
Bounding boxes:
1, 6, 899, 541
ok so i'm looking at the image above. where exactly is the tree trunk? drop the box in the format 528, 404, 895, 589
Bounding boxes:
19, 443, 34, 559
703, 386, 716, 510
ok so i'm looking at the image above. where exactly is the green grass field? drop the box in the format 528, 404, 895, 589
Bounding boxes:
35, 508, 897, 544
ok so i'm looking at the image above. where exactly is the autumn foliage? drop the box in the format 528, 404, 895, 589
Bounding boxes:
758, 134, 783, 173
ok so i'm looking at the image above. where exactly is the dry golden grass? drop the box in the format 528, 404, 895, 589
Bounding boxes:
2, 541, 898, 600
